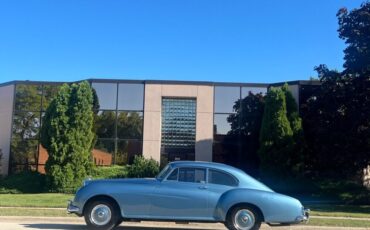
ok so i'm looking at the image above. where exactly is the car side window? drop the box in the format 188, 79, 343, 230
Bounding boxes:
166, 168, 178, 181
179, 168, 206, 183
208, 169, 238, 186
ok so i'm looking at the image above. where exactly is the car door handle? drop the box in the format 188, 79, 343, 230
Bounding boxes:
198, 185, 208, 190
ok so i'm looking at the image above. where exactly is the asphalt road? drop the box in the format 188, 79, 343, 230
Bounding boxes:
0, 217, 368, 230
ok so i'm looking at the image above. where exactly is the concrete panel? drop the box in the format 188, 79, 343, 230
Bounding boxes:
143, 83, 215, 164
195, 112, 213, 162
197, 86, 214, 113
142, 140, 161, 162
143, 111, 161, 141
0, 84, 15, 175
161, 84, 198, 97
144, 84, 162, 112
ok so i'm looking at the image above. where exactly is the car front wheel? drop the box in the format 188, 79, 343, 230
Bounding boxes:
84, 198, 120, 230
225, 205, 262, 230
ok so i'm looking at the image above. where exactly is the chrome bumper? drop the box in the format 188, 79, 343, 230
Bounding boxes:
296, 208, 310, 223
67, 200, 80, 214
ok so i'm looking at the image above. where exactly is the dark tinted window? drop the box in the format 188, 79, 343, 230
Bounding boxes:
95, 111, 116, 138
179, 168, 206, 183
117, 83, 144, 110
214, 114, 232, 135
42, 85, 61, 110
208, 169, 238, 186
241, 87, 267, 97
15, 84, 42, 111
92, 83, 117, 110
214, 86, 240, 113
10, 139, 38, 165
117, 112, 143, 139
117, 139, 142, 165
93, 139, 114, 166
12, 112, 41, 139
167, 168, 178, 181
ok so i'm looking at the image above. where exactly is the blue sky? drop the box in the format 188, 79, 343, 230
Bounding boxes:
0, 0, 364, 84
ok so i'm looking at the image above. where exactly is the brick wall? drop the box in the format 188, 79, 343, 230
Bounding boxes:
37, 145, 113, 174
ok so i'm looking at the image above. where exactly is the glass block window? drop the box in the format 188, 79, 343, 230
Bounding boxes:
161, 98, 196, 148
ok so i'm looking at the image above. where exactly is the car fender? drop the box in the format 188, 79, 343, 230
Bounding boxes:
215, 188, 303, 223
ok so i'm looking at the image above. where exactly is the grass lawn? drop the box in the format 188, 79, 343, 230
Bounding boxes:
309, 204, 370, 218
0, 193, 73, 208
0, 208, 72, 217
0, 193, 369, 228
308, 218, 370, 228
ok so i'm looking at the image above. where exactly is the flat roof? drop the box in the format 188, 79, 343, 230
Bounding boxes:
0, 78, 320, 88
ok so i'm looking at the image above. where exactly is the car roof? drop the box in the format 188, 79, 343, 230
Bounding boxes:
167, 161, 273, 192
168, 161, 245, 175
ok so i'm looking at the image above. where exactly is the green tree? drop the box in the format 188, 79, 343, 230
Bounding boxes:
337, 2, 370, 76
302, 2, 370, 179
226, 92, 265, 176
40, 81, 95, 192
282, 84, 306, 174
258, 87, 298, 178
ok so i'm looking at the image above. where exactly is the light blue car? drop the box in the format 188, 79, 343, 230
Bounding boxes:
68, 161, 309, 230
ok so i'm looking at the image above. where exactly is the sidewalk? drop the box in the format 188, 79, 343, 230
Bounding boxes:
1, 206, 369, 222
0, 216, 369, 230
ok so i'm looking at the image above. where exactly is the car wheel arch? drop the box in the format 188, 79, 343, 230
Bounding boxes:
83, 195, 121, 217
226, 203, 265, 222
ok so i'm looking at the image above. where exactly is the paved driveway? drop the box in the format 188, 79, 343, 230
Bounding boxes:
0, 217, 368, 230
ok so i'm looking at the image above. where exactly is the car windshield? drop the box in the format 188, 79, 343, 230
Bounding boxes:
156, 165, 172, 180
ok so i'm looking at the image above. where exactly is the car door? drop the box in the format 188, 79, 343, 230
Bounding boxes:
149, 167, 209, 220
205, 169, 239, 218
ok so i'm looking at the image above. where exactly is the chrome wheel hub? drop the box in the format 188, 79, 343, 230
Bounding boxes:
234, 209, 255, 230
90, 204, 112, 226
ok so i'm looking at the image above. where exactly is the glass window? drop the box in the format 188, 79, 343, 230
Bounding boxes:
12, 112, 41, 139
118, 83, 144, 111
214, 86, 240, 113
214, 114, 233, 136
117, 140, 142, 165
208, 169, 238, 186
157, 165, 172, 180
10, 139, 38, 165
15, 84, 42, 111
42, 85, 62, 110
95, 111, 116, 138
167, 168, 178, 181
161, 98, 196, 148
241, 87, 267, 98
161, 98, 196, 165
179, 168, 206, 183
93, 139, 114, 166
117, 112, 143, 139
92, 83, 117, 110
213, 141, 240, 166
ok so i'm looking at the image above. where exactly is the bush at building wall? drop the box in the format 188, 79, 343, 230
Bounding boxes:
91, 165, 127, 179
127, 156, 159, 178
40, 81, 95, 193
0, 171, 47, 194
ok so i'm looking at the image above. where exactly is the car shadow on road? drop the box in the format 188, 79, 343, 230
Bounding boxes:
21, 224, 215, 230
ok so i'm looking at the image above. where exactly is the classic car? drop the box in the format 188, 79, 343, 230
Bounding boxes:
67, 161, 309, 230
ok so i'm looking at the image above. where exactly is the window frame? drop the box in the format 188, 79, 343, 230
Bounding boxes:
207, 168, 239, 187
164, 167, 207, 184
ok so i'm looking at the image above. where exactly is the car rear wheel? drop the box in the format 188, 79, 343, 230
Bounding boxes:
84, 198, 120, 230
225, 205, 262, 230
